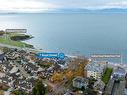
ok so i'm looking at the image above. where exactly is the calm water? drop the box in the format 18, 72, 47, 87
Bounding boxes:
0, 13, 127, 63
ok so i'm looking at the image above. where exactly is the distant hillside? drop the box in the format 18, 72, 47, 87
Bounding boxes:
0, 8, 127, 13
99, 8, 127, 13
45, 8, 127, 13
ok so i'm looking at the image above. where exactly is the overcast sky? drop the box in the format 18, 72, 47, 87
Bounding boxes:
0, 0, 127, 12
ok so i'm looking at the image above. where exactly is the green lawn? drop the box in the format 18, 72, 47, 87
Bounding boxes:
0, 37, 33, 48
102, 68, 113, 84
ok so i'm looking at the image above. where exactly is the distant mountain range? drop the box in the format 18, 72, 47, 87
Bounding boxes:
1, 8, 127, 13
97, 8, 127, 13
46, 8, 127, 13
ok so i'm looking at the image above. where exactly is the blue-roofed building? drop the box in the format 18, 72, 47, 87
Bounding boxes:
85, 61, 107, 79
0, 53, 6, 63
113, 67, 126, 81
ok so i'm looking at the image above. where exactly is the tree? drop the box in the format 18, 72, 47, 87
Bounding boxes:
11, 89, 28, 95
51, 72, 63, 82
32, 80, 46, 95
84, 88, 98, 95
2, 47, 10, 53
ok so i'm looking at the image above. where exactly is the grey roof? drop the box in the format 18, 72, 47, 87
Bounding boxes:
26, 63, 38, 71
19, 82, 31, 90
94, 79, 105, 91
73, 77, 88, 83
9, 73, 20, 79
27, 78, 36, 86
114, 67, 126, 75
0, 77, 11, 83
3, 63, 13, 71
0, 53, 5, 61
85, 61, 105, 72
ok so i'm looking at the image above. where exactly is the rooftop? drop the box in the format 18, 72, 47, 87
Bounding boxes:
113, 67, 126, 75
85, 61, 107, 72
73, 76, 88, 83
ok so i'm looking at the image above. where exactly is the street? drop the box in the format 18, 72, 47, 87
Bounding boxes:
112, 80, 125, 95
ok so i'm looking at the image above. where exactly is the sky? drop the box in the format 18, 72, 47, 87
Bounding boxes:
0, 0, 127, 12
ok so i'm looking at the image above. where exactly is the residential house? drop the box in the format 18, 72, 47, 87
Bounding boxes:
73, 76, 88, 89
93, 79, 105, 95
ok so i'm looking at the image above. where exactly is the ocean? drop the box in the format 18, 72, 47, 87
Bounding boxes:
0, 13, 127, 63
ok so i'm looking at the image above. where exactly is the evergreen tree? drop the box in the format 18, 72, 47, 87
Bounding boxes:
32, 80, 46, 95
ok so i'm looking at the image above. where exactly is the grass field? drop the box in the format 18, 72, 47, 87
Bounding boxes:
0, 37, 33, 48
102, 68, 113, 84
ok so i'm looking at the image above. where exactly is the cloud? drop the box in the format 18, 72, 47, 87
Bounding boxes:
0, 0, 127, 12
88, 1, 127, 9
0, 0, 58, 12
40, 0, 127, 9
106, 1, 127, 8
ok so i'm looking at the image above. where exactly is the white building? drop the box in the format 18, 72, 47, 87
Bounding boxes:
93, 79, 105, 95
85, 61, 107, 79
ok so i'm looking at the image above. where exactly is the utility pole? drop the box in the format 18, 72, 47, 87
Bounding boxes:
4, 30, 6, 39
121, 53, 123, 64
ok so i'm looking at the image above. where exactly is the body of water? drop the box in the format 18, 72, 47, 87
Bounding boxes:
0, 13, 127, 63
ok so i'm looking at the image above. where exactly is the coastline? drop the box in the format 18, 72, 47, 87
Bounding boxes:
0, 31, 34, 48
0, 30, 126, 66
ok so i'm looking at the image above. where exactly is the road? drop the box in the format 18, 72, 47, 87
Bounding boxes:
48, 80, 67, 95
14, 61, 30, 78
112, 81, 125, 95
104, 79, 114, 95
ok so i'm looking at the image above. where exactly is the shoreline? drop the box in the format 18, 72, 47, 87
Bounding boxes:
0, 30, 126, 66
0, 30, 34, 48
